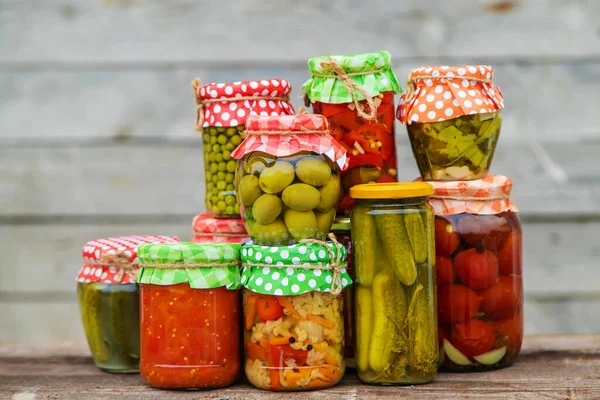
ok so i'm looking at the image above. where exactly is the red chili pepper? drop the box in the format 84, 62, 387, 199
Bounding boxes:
346, 153, 384, 171
256, 295, 284, 321
337, 194, 356, 212
344, 123, 394, 161
270, 345, 309, 368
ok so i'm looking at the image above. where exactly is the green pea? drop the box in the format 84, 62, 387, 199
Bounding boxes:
215, 153, 223, 163
208, 127, 219, 135
226, 206, 235, 215
226, 184, 235, 191
222, 150, 231, 161
218, 135, 229, 145
210, 163, 218, 174
218, 162, 227, 172
218, 192, 226, 200
217, 127, 226, 133
203, 134, 210, 144
217, 200, 227, 211
224, 143, 235, 151
217, 171, 226, 180
212, 144, 221, 153
225, 195, 236, 206
226, 173, 234, 183
211, 205, 220, 214
212, 187, 219, 195
234, 203, 240, 214
212, 175, 219, 184
231, 134, 242, 146
208, 153, 216, 162
205, 172, 213, 181
226, 127, 237, 137
210, 136, 218, 144
207, 182, 214, 190
226, 160, 237, 173
211, 195, 219, 204
217, 181, 226, 190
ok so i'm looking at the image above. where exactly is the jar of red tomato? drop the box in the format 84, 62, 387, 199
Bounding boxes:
424, 175, 523, 371
191, 212, 249, 243
303, 50, 402, 215
137, 242, 242, 389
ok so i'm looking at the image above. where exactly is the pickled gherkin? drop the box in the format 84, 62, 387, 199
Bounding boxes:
351, 205, 379, 285
374, 212, 417, 286
355, 286, 373, 372
404, 211, 428, 264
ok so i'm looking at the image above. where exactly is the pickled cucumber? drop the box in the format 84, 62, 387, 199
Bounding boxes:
109, 286, 140, 364
239, 175, 262, 206
281, 183, 321, 211
80, 283, 112, 362
404, 211, 428, 264
259, 161, 295, 194
317, 174, 341, 212
352, 205, 379, 286
315, 208, 336, 236
284, 209, 320, 241
375, 213, 417, 286
252, 194, 283, 224
355, 285, 373, 371
295, 157, 332, 186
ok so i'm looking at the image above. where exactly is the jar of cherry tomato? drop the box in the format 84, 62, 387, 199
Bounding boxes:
330, 218, 355, 368
350, 183, 438, 385
424, 175, 523, 371
231, 114, 348, 246
191, 212, 249, 243
303, 50, 402, 215
240, 240, 351, 391
137, 242, 242, 389
398, 65, 504, 181
76, 235, 178, 373
192, 79, 295, 218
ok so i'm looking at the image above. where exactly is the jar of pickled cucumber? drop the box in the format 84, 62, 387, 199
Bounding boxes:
191, 212, 249, 243
240, 240, 352, 391
423, 175, 523, 372
349, 182, 438, 385
330, 218, 355, 368
192, 79, 295, 218
231, 114, 349, 246
137, 242, 242, 389
76, 235, 178, 373
397, 66, 505, 181
303, 50, 402, 215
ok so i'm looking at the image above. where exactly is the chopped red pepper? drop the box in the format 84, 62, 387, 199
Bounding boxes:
256, 295, 284, 321
270, 345, 309, 368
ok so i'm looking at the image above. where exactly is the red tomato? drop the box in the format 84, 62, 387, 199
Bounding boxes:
436, 256, 456, 287
256, 295, 284, 321
451, 319, 496, 358
455, 214, 511, 249
437, 284, 483, 324
435, 217, 460, 256
453, 248, 499, 290
498, 231, 522, 275
270, 345, 309, 368
479, 276, 523, 319
438, 324, 451, 345
487, 311, 524, 350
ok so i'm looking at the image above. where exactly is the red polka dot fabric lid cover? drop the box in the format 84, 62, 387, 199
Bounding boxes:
77, 235, 179, 284
192, 213, 248, 243
397, 65, 505, 125
195, 79, 295, 128
230, 114, 349, 170
416, 174, 519, 216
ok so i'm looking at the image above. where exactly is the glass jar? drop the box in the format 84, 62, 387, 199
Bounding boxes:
240, 241, 352, 391
231, 114, 348, 246
350, 183, 438, 385
398, 65, 505, 181
191, 212, 249, 243
303, 51, 402, 215
330, 218, 354, 368
137, 242, 242, 389
76, 235, 178, 373
193, 79, 295, 218
425, 175, 523, 371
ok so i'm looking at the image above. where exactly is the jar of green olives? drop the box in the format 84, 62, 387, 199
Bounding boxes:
231, 114, 349, 245
397, 66, 505, 181
193, 79, 295, 218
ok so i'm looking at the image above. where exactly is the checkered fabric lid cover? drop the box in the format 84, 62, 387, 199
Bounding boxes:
417, 174, 519, 215
192, 213, 249, 244
230, 114, 349, 170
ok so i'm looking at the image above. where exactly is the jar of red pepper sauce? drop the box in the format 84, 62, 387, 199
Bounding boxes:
422, 175, 523, 371
303, 50, 402, 215
191, 212, 249, 244
137, 242, 242, 389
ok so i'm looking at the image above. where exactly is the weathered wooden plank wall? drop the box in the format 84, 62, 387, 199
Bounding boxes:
1, 0, 599, 340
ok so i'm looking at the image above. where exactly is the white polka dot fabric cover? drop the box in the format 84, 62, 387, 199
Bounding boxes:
77, 235, 179, 284
240, 242, 352, 296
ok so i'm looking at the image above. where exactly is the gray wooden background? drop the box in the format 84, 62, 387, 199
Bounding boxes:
1, 0, 599, 341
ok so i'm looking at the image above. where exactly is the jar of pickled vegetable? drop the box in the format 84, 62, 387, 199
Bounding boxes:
231, 114, 348, 246
191, 212, 249, 243
303, 51, 402, 215
192, 79, 295, 218
330, 218, 354, 368
398, 66, 505, 181
76, 235, 178, 373
423, 175, 523, 371
137, 242, 242, 389
350, 183, 438, 385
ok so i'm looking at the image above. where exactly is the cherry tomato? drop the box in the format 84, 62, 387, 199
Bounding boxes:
455, 214, 511, 249
479, 276, 522, 319
451, 319, 496, 358
256, 295, 284, 321
270, 345, 309, 368
435, 217, 460, 256
453, 248, 499, 290
487, 310, 523, 350
436, 256, 456, 287
498, 231, 522, 275
438, 284, 482, 324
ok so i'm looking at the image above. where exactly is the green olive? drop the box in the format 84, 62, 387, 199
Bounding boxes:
238, 175, 263, 206
317, 173, 341, 212
259, 161, 295, 194
295, 157, 332, 186
250, 219, 291, 246
252, 194, 283, 224
315, 208, 336, 236
281, 183, 321, 211
284, 209, 319, 241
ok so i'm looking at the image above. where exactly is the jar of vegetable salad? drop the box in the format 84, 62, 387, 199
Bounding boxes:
422, 175, 523, 371
350, 182, 438, 385
240, 239, 351, 391
231, 114, 348, 246
76, 235, 179, 373
192, 79, 295, 218
303, 50, 402, 215
138, 242, 242, 389
191, 212, 249, 243
398, 65, 504, 181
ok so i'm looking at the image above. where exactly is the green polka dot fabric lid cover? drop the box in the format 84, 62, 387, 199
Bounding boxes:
138, 242, 241, 289
240, 241, 352, 296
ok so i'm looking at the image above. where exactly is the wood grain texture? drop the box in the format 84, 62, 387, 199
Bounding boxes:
1, 0, 599, 63
1, 336, 599, 399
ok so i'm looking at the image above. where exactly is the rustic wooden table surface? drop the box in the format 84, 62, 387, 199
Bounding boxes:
1, 335, 599, 399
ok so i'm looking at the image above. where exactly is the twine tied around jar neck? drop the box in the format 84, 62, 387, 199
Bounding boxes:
404, 74, 493, 102
139, 260, 240, 269
310, 58, 383, 121
193, 232, 248, 238
429, 193, 510, 201
191, 78, 291, 134
86, 253, 140, 283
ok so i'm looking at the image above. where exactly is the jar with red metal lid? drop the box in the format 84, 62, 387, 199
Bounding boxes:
191, 212, 249, 243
